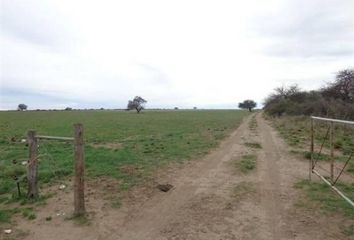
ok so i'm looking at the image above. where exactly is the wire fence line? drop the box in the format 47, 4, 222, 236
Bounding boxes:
2, 124, 86, 216
310, 116, 354, 207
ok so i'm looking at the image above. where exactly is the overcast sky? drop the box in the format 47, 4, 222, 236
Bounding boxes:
0, 0, 353, 110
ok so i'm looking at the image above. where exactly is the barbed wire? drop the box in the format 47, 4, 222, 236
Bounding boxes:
37, 140, 64, 180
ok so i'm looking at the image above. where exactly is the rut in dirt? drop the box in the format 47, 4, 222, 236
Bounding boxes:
21, 113, 352, 240
106, 113, 301, 240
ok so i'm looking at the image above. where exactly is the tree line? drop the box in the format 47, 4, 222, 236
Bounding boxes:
263, 69, 354, 119
17, 96, 256, 113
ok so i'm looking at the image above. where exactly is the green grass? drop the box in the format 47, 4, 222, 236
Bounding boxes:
272, 116, 354, 152
270, 115, 354, 235
22, 207, 36, 220
295, 180, 354, 217
343, 225, 354, 236
238, 154, 257, 173
295, 180, 354, 235
244, 142, 262, 149
0, 110, 248, 222
0, 207, 35, 223
0, 209, 14, 223
303, 151, 341, 162
271, 116, 354, 171
271, 116, 309, 146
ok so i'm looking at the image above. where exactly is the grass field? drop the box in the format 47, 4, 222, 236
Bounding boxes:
271, 115, 354, 163
0, 110, 248, 214
294, 180, 354, 235
269, 115, 354, 232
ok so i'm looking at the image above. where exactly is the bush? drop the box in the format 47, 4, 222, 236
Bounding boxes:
264, 69, 354, 120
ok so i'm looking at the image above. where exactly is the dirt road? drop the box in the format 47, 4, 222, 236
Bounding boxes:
16, 113, 351, 240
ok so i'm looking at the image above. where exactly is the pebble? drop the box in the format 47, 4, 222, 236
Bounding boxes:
4, 229, 12, 234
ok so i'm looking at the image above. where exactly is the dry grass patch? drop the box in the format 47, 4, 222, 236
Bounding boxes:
244, 142, 262, 149
232, 181, 256, 201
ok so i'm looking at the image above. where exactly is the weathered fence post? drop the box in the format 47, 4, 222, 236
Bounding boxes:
74, 123, 85, 216
330, 121, 334, 182
27, 130, 39, 198
309, 118, 314, 181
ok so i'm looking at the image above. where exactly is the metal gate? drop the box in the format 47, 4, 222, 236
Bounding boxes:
309, 116, 354, 207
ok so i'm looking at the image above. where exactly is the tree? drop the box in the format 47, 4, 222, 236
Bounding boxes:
322, 69, 354, 103
263, 69, 354, 119
17, 103, 28, 111
127, 96, 147, 113
238, 100, 256, 112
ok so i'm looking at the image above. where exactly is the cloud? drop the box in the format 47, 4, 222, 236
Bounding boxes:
1, 2, 73, 52
0, 86, 79, 110
253, 0, 353, 58
0, 0, 353, 110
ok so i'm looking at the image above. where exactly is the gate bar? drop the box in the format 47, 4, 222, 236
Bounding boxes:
36, 135, 74, 141
311, 116, 354, 125
312, 169, 354, 208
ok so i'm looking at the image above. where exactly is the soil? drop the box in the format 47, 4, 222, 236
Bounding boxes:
2, 113, 353, 240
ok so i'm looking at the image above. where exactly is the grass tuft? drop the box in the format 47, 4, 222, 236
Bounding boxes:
295, 180, 354, 235
238, 154, 257, 173
244, 142, 262, 149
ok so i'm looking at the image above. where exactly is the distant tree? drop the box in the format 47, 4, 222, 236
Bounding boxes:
65, 107, 72, 111
127, 96, 147, 113
17, 104, 28, 111
238, 100, 257, 112
193, 107, 197, 110
174, 107, 179, 110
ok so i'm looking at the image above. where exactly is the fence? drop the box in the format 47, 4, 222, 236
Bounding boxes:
309, 116, 354, 207
26, 123, 85, 216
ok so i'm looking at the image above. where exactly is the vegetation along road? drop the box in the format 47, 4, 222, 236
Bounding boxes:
1, 111, 353, 239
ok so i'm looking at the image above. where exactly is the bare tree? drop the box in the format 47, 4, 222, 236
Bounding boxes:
322, 69, 354, 103
127, 96, 147, 113
238, 100, 257, 112
274, 84, 301, 99
17, 103, 28, 111
263, 70, 354, 119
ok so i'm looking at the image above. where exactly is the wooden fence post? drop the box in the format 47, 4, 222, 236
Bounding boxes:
27, 130, 39, 198
74, 124, 85, 216
330, 121, 334, 182
310, 118, 314, 181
